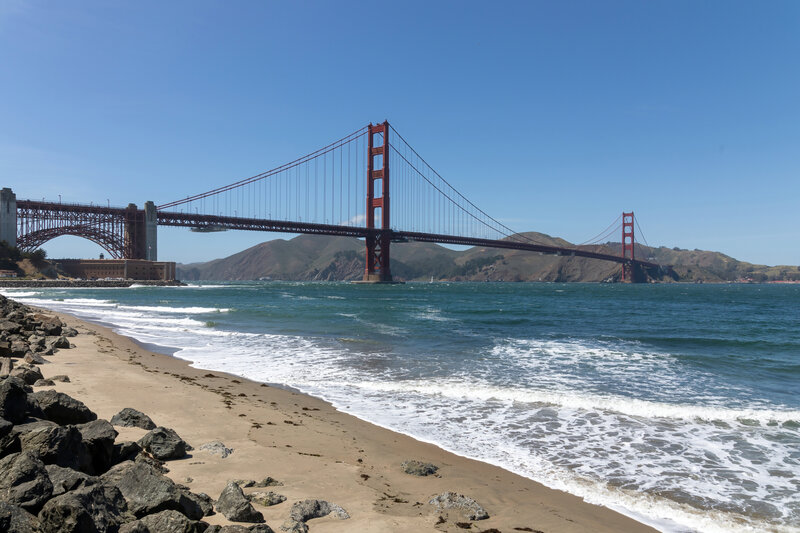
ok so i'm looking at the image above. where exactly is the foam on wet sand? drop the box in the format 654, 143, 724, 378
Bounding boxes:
27, 308, 657, 532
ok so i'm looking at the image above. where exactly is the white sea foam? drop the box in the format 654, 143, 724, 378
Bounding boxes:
411, 306, 455, 322
117, 305, 230, 314
13, 297, 119, 308
170, 340, 800, 532
309, 379, 800, 532
11, 295, 229, 316
0, 290, 40, 297
351, 379, 800, 424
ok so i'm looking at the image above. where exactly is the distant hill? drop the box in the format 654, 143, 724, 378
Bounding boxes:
177, 233, 800, 283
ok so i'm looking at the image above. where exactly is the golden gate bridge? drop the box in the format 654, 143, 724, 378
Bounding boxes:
2, 121, 666, 282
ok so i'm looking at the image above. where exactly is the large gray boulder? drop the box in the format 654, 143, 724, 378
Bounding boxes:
0, 501, 39, 533
37, 482, 128, 533
138, 426, 188, 460
279, 523, 307, 533
216, 482, 264, 523
0, 356, 12, 375
0, 376, 29, 423
44, 336, 71, 350
111, 407, 156, 430
18, 423, 93, 473
10, 364, 43, 385
46, 464, 98, 496
135, 452, 169, 473
24, 352, 47, 365
11, 340, 29, 356
118, 509, 209, 533
183, 489, 215, 517
101, 460, 203, 519
0, 451, 54, 512
29, 390, 97, 425
77, 419, 118, 474
0, 319, 22, 335
11, 418, 58, 435
428, 491, 489, 520
28, 335, 46, 350
36, 316, 63, 336
111, 440, 142, 465
0, 416, 20, 457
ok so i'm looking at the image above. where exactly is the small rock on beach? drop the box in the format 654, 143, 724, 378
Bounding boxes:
199, 440, 233, 458
402, 459, 439, 476
248, 490, 286, 507
281, 499, 349, 532
429, 491, 489, 520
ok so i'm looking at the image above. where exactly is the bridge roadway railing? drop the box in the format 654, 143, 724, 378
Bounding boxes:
157, 211, 660, 270
156, 211, 372, 239
391, 231, 661, 269
17, 200, 131, 218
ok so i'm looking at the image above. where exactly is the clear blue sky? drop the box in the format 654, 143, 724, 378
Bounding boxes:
1, 1, 798, 265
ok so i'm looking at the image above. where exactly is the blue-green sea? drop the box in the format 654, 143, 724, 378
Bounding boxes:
4, 282, 799, 532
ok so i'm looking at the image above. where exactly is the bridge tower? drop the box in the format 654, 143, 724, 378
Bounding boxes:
144, 201, 158, 261
362, 121, 393, 282
621, 211, 634, 282
123, 202, 158, 260
0, 188, 17, 248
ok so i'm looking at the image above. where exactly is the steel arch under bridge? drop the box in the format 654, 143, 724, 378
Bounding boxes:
10, 198, 159, 260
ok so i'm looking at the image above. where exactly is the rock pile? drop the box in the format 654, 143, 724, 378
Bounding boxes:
0, 369, 230, 531
0, 296, 77, 377
0, 294, 221, 531
0, 294, 352, 532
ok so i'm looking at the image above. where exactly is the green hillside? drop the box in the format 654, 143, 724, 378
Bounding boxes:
177, 233, 799, 283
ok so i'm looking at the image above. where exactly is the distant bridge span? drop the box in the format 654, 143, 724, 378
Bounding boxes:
2, 120, 666, 282
157, 212, 662, 271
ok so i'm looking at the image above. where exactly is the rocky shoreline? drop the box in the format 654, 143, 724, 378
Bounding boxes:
0, 294, 354, 532
0, 294, 505, 533
0, 280, 185, 288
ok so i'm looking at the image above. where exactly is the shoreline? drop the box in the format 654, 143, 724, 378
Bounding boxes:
30, 304, 658, 532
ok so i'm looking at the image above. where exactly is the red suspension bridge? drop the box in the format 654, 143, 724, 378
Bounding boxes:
1, 121, 666, 282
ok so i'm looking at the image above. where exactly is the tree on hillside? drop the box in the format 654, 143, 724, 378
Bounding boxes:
26, 248, 47, 267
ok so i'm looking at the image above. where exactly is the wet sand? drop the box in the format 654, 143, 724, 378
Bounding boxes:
37, 309, 656, 532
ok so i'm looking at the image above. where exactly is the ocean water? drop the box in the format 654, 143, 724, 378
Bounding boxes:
4, 282, 799, 532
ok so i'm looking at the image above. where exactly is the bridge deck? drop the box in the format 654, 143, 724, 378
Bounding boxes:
12, 200, 661, 270
157, 211, 661, 269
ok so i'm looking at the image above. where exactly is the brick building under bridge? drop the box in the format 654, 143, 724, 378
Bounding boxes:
55, 259, 176, 281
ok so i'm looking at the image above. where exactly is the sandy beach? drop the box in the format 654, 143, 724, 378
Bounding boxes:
18, 307, 658, 532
